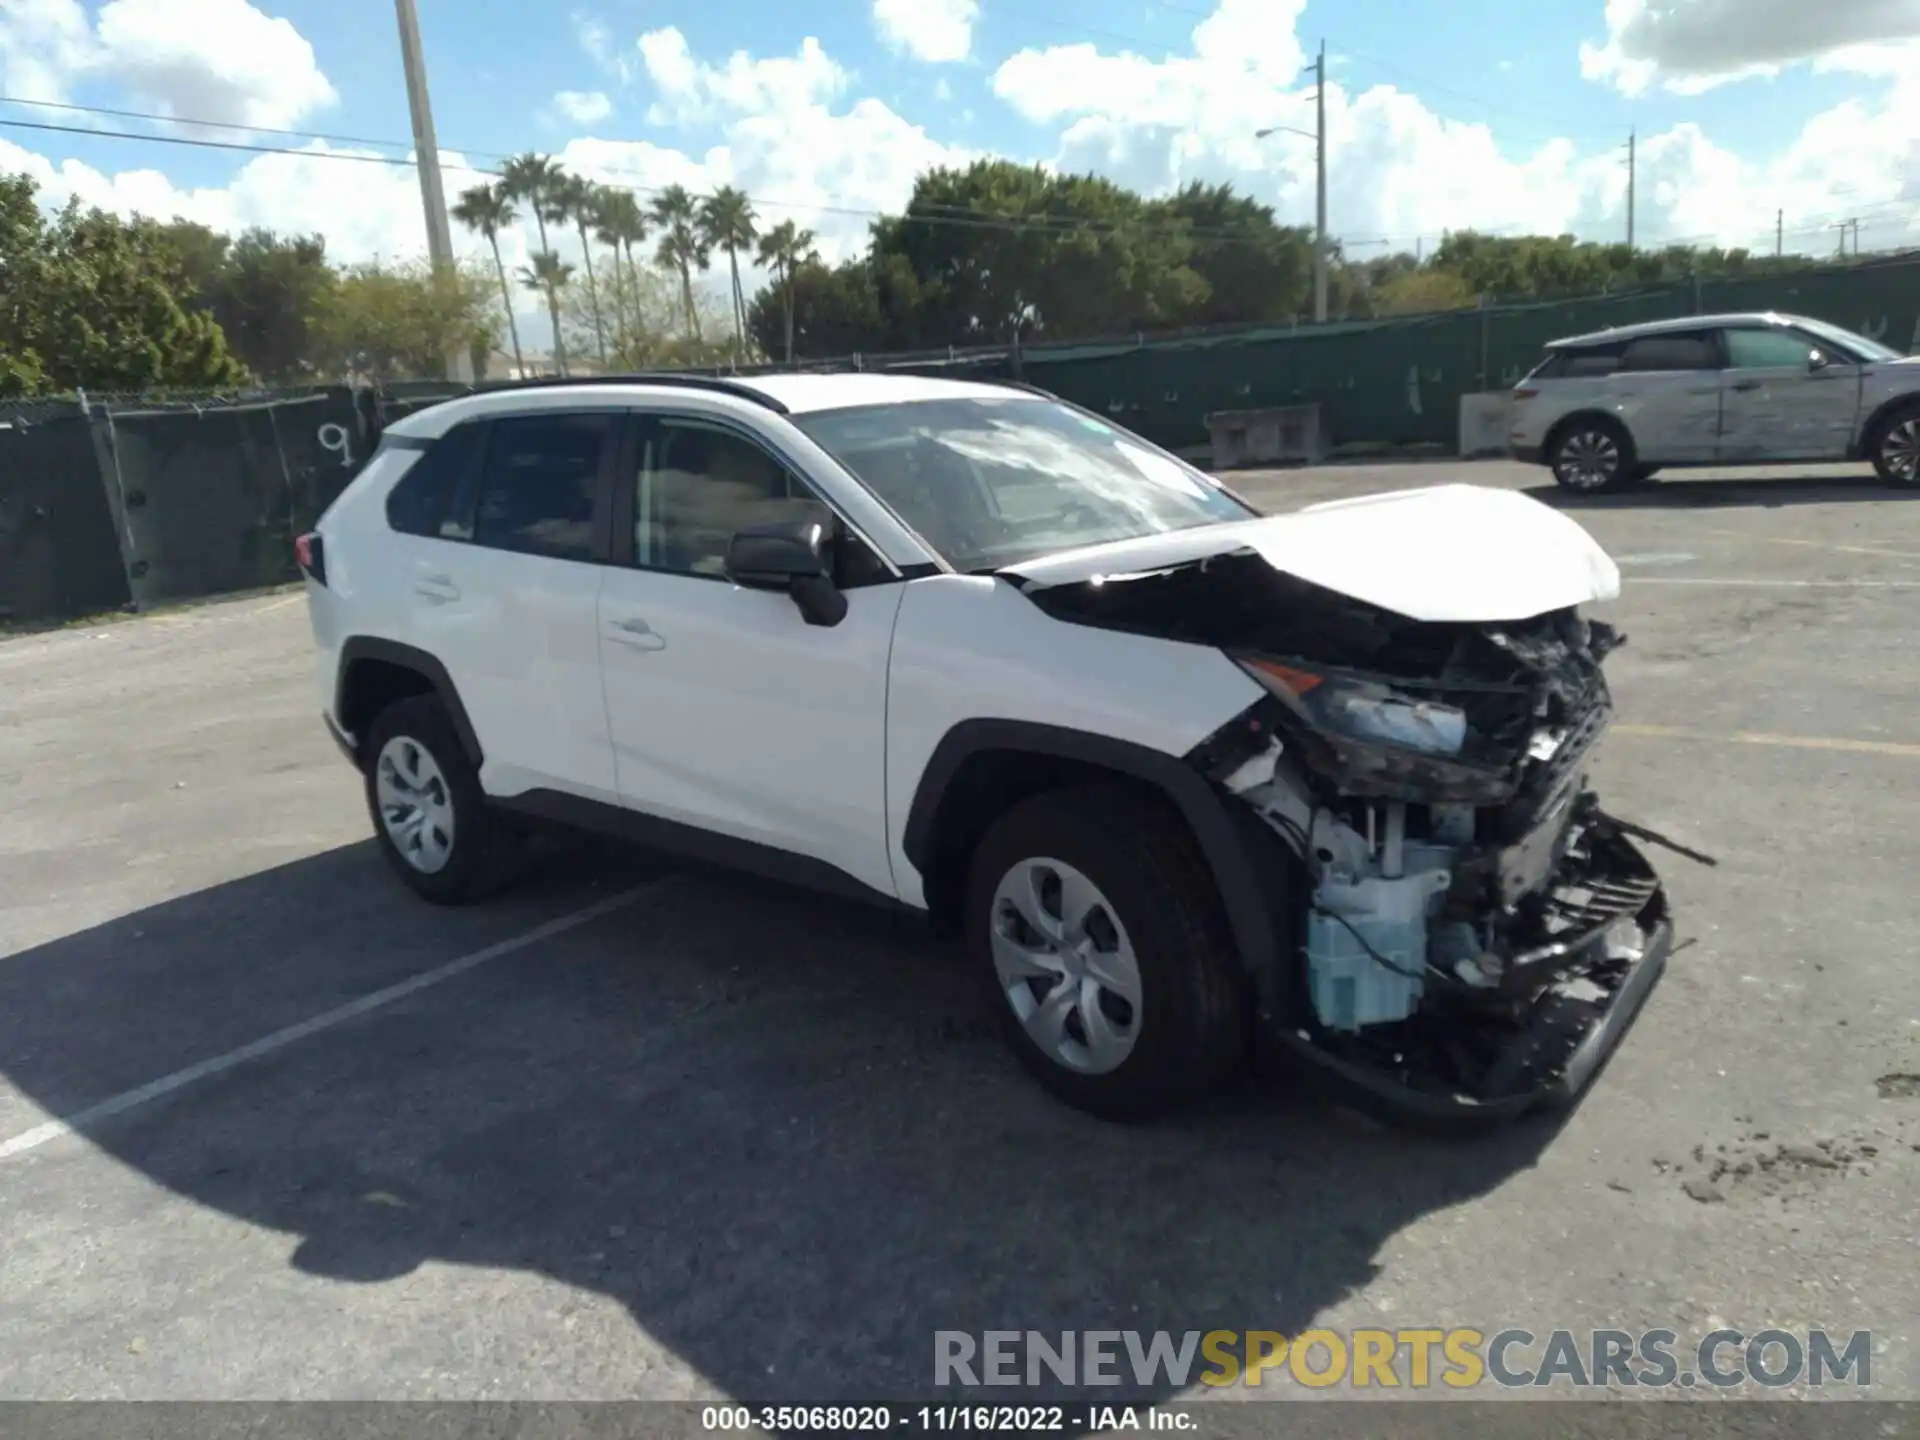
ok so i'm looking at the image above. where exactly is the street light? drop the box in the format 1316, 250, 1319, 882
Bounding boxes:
1255, 38, 1328, 323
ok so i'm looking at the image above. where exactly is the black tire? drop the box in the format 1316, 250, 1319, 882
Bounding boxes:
1547, 417, 1636, 493
964, 783, 1249, 1121
1867, 403, 1920, 485
362, 695, 516, 905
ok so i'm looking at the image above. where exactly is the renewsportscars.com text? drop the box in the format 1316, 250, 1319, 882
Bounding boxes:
934, 1328, 1874, 1391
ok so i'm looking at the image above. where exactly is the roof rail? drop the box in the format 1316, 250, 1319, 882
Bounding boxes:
986, 378, 1057, 400
467, 372, 791, 414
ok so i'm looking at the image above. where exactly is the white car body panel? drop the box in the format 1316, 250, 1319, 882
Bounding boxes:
1004, 484, 1621, 623
596, 568, 903, 899
883, 575, 1265, 908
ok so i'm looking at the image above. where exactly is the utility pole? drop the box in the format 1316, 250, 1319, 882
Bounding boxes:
1833, 219, 1855, 259
395, 0, 473, 382
1313, 39, 1328, 323
1775, 208, 1783, 259
1851, 218, 1863, 257
1625, 130, 1636, 251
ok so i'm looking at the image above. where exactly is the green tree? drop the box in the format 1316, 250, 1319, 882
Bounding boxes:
559, 175, 610, 366
500, 153, 568, 372
594, 189, 648, 359
648, 184, 709, 341
870, 161, 1204, 345
316, 257, 499, 384
1146, 182, 1315, 326
452, 182, 526, 377
752, 219, 817, 363
518, 250, 575, 372
0, 174, 246, 394
699, 185, 758, 360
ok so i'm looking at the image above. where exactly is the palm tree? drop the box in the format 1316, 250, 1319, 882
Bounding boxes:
648, 184, 708, 342
516, 251, 575, 376
756, 219, 817, 365
559, 175, 610, 366
595, 189, 648, 362
451, 182, 525, 377
699, 186, 758, 362
499, 153, 568, 372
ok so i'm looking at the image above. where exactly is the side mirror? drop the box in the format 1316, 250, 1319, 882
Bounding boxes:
1809, 349, 1831, 372
723, 518, 848, 628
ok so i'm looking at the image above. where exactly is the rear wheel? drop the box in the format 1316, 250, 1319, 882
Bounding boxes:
964, 784, 1249, 1121
1548, 418, 1635, 493
364, 695, 516, 904
1869, 404, 1920, 485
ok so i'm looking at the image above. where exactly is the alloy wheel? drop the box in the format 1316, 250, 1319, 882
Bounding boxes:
1555, 428, 1621, 490
1881, 419, 1920, 482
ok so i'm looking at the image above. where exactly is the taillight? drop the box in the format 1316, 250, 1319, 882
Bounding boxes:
296, 532, 327, 587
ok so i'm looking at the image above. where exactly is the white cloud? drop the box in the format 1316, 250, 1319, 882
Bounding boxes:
872, 0, 978, 65
990, 0, 1920, 258
0, 0, 92, 104
1581, 0, 1920, 95
640, 27, 846, 126
572, 10, 632, 83
0, 0, 336, 128
551, 89, 613, 125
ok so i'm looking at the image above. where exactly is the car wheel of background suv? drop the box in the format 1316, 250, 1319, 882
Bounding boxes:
363, 695, 516, 905
964, 783, 1249, 1121
1548, 417, 1637, 494
1868, 402, 1920, 486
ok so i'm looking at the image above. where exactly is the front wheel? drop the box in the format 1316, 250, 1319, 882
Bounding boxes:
964, 784, 1250, 1121
1548, 419, 1635, 493
1869, 406, 1920, 485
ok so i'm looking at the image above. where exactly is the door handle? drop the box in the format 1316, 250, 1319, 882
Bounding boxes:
606, 617, 666, 651
413, 574, 460, 602
1731, 378, 1763, 392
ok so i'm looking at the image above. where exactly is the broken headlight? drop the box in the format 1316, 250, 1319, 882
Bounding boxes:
1236, 657, 1467, 758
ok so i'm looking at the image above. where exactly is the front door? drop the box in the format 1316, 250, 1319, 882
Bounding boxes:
595, 412, 903, 899
1716, 326, 1862, 462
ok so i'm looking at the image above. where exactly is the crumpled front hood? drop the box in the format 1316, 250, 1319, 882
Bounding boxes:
1001, 483, 1621, 623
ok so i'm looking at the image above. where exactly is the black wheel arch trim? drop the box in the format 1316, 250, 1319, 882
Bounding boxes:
335, 636, 484, 769
902, 718, 1290, 994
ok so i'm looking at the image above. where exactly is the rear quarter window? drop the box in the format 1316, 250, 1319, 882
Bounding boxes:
385, 422, 484, 538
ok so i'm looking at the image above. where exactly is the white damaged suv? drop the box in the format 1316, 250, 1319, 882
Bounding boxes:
300, 373, 1674, 1127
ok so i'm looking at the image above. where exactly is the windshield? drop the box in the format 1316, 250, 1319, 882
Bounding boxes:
795, 396, 1254, 572
1798, 317, 1904, 363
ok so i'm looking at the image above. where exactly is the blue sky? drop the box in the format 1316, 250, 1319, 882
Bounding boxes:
4, 0, 1919, 322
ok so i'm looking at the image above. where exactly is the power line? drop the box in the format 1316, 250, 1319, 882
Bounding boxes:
0, 107, 1319, 250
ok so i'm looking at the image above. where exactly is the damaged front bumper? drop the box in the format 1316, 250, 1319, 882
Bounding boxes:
1272, 824, 1674, 1130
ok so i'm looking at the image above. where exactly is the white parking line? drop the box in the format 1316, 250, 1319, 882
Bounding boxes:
0, 881, 668, 1164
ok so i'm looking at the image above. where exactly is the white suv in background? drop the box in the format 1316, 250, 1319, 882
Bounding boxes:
300, 373, 1675, 1129
1509, 311, 1920, 492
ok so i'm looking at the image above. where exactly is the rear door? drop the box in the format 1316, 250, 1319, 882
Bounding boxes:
1608, 330, 1723, 463
401, 410, 621, 804
1716, 324, 1862, 462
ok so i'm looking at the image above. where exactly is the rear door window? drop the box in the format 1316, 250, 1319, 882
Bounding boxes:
469, 412, 615, 562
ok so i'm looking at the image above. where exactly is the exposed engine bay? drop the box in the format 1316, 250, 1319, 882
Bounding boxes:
1019, 548, 1694, 1121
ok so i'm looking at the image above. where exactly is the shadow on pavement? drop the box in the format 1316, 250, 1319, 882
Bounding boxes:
0, 842, 1563, 1410
1526, 474, 1915, 510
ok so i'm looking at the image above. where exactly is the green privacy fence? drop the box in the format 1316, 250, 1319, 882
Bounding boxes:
5, 253, 1918, 626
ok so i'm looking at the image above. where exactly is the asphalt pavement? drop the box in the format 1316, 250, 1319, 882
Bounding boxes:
0, 459, 1915, 1416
